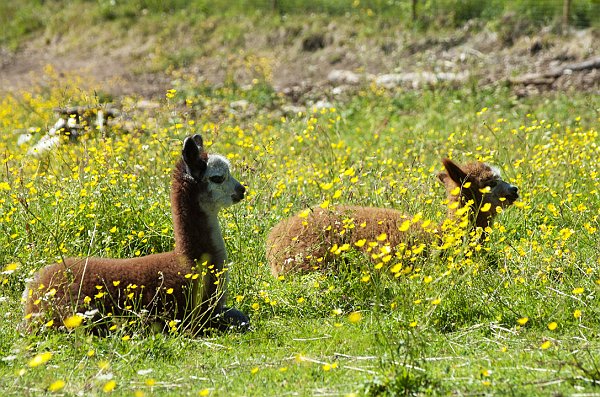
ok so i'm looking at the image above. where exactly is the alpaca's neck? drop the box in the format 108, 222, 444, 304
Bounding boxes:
447, 203, 495, 232
171, 164, 227, 268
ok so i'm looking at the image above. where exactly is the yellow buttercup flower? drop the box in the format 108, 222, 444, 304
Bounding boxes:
348, 311, 362, 323
28, 352, 52, 367
540, 340, 552, 350
48, 380, 65, 392
103, 380, 116, 393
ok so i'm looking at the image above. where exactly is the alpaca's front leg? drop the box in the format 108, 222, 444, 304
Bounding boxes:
207, 306, 250, 332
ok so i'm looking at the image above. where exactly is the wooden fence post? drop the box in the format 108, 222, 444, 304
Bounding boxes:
562, 0, 571, 31
412, 0, 418, 21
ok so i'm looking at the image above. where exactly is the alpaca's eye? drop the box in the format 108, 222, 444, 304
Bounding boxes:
210, 175, 225, 184
488, 180, 498, 188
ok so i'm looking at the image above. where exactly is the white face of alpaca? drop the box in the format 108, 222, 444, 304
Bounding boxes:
198, 154, 246, 212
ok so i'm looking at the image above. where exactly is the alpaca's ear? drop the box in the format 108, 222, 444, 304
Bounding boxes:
190, 134, 209, 161
442, 158, 468, 186
182, 136, 207, 179
191, 134, 204, 149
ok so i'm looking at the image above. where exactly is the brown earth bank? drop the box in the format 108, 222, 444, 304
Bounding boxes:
1, 18, 598, 100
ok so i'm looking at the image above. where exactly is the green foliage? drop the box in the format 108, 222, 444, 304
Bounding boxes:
1, 13, 600, 392
363, 368, 441, 397
3, 0, 599, 52
0, 1, 46, 49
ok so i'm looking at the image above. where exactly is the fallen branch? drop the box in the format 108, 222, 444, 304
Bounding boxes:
510, 56, 600, 85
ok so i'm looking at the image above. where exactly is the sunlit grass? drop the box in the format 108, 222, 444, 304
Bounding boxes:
0, 67, 599, 395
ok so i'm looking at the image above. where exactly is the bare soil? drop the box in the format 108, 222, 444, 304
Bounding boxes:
1, 21, 598, 99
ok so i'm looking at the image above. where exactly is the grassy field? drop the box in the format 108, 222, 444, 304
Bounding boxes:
1, 71, 599, 395
2, 0, 599, 52
2, 1, 600, 396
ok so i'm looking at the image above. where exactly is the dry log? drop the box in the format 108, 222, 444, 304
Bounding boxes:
510, 56, 600, 85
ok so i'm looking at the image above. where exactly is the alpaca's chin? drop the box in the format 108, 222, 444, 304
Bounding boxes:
231, 194, 244, 203
504, 195, 519, 205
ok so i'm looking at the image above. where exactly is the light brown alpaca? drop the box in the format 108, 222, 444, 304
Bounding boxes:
266, 158, 519, 277
22, 134, 249, 333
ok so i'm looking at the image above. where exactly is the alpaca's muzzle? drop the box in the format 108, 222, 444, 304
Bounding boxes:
231, 183, 246, 203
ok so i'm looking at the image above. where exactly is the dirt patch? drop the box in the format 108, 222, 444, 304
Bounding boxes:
0, 38, 172, 98
1, 23, 598, 100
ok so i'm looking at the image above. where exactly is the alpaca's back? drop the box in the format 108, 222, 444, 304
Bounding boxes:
267, 205, 437, 276
23, 252, 195, 326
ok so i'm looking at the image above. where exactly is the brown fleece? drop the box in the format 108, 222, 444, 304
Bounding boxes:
267, 206, 438, 276
267, 159, 518, 276
23, 158, 222, 332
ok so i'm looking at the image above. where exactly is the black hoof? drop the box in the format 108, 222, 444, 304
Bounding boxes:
208, 307, 250, 332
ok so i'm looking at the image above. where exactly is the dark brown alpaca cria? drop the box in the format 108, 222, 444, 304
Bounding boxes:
266, 158, 519, 276
22, 135, 249, 333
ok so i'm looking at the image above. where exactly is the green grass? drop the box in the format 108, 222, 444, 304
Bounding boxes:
1, 3, 600, 394
1, 70, 600, 395
2, 0, 599, 51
